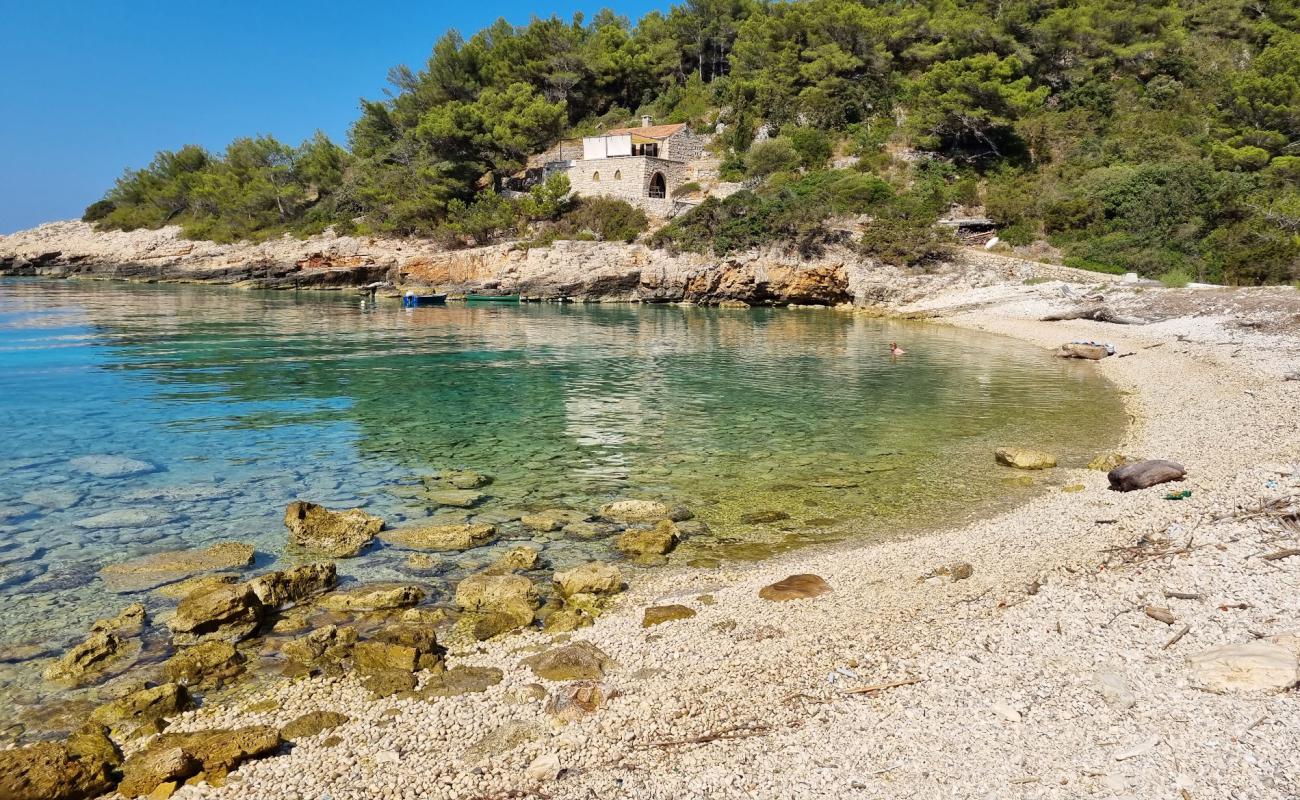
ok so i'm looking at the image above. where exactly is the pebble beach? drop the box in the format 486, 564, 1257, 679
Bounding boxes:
99, 273, 1300, 800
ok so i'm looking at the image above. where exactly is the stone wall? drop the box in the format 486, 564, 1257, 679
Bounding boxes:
565, 155, 686, 216
662, 129, 706, 161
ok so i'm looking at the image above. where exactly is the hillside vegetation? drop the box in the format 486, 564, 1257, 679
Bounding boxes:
84, 0, 1300, 284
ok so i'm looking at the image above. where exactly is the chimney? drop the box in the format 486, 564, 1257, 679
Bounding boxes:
641, 115, 653, 128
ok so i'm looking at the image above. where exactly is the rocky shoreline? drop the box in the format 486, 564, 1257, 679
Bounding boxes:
1, 232, 1298, 799
0, 220, 1103, 305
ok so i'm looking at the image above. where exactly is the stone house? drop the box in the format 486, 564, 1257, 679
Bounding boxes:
527, 117, 706, 216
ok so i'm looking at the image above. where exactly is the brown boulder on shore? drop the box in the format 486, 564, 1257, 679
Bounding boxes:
1107, 459, 1186, 491
0, 724, 120, 800
759, 574, 832, 601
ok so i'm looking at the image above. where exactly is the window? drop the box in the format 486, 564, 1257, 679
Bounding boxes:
648, 172, 666, 199
592, 171, 600, 182
614, 170, 622, 181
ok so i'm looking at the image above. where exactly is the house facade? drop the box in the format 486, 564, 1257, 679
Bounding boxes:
530, 117, 705, 216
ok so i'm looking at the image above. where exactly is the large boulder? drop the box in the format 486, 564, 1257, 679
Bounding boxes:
167, 583, 264, 646
1108, 459, 1187, 492
598, 499, 692, 523
522, 641, 613, 681
381, 522, 497, 551
0, 724, 120, 800
455, 573, 540, 637
317, 584, 424, 612
99, 542, 255, 593
994, 448, 1057, 470
117, 725, 280, 795
246, 562, 337, 608
553, 562, 623, 597
759, 574, 832, 601
163, 641, 245, 690
616, 520, 679, 556
280, 624, 356, 667
283, 501, 383, 558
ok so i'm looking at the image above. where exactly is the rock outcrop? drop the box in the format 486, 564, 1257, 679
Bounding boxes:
100, 542, 255, 593
283, 501, 383, 558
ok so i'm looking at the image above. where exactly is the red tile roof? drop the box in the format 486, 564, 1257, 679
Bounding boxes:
601, 122, 687, 140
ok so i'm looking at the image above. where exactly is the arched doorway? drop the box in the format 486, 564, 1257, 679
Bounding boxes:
648, 172, 666, 199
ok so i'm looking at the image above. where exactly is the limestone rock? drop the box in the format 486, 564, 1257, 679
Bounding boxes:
545, 681, 616, 722
554, 562, 623, 597
1188, 642, 1300, 693
455, 573, 540, 635
1092, 668, 1136, 709
90, 602, 148, 635
283, 501, 383, 558
759, 574, 832, 601
117, 746, 196, 799
20, 488, 83, 510
353, 641, 419, 674
419, 666, 504, 698
155, 574, 239, 600
163, 641, 245, 690
381, 522, 497, 551
487, 546, 541, 574
1108, 459, 1187, 492
994, 448, 1057, 470
598, 499, 692, 523
443, 470, 492, 490
427, 489, 487, 508
69, 454, 156, 478
119, 725, 280, 795
100, 542, 255, 593
75, 508, 170, 530
362, 670, 418, 699
42, 631, 136, 685
281, 624, 357, 666
521, 509, 590, 532
281, 711, 349, 741
317, 584, 424, 612
1087, 453, 1132, 471
616, 520, 679, 556
542, 593, 605, 633
167, 583, 264, 646
928, 562, 974, 582
643, 604, 697, 627
522, 641, 613, 681
1058, 342, 1111, 359
0, 732, 119, 800
246, 562, 337, 608
90, 683, 189, 730
563, 521, 618, 540
526, 753, 563, 782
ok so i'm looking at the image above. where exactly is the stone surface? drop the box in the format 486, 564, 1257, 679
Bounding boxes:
42, 631, 136, 685
1087, 452, 1132, 471
246, 562, 337, 608
281, 711, 349, 741
1058, 342, 1111, 359
521, 509, 590, 532
362, 670, 418, 699
118, 746, 197, 799
487, 545, 541, 574
598, 499, 691, 523
20, 488, 83, 510
100, 542, 255, 593
90, 602, 148, 635
119, 726, 280, 795
759, 574, 832, 601
427, 489, 487, 508
443, 470, 492, 490
994, 448, 1057, 470
522, 641, 613, 681
420, 666, 504, 698
163, 641, 245, 689
616, 520, 679, 556
554, 562, 623, 597
1188, 642, 1300, 692
68, 454, 156, 478
154, 574, 239, 600
0, 731, 119, 800
283, 501, 383, 558
739, 510, 790, 524
167, 583, 264, 645
1108, 459, 1187, 492
89, 682, 189, 730
455, 573, 540, 635
317, 584, 425, 612
643, 604, 697, 627
381, 522, 497, 551
280, 624, 357, 666
545, 681, 617, 722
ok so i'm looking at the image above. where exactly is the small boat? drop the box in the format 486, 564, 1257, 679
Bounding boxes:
466, 293, 521, 303
401, 292, 447, 307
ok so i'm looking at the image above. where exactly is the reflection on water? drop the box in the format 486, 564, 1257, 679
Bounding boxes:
0, 278, 1122, 729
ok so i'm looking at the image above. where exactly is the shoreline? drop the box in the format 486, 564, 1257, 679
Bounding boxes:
127, 279, 1299, 799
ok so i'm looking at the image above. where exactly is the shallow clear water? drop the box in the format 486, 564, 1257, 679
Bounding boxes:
0, 278, 1121, 730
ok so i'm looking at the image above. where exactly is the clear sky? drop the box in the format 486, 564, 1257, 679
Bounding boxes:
0, 0, 666, 234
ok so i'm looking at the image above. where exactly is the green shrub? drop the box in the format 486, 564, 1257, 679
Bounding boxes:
1159, 268, 1193, 287
672, 181, 702, 198
81, 200, 116, 223
859, 216, 955, 268
1061, 257, 1127, 275
746, 138, 801, 178
787, 128, 832, 169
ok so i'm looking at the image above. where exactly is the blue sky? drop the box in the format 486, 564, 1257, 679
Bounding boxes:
0, 0, 665, 233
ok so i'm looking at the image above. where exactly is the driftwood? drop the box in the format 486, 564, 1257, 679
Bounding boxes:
1144, 606, 1176, 625
842, 677, 927, 695
1162, 624, 1192, 650
1041, 306, 1147, 325
1108, 460, 1186, 492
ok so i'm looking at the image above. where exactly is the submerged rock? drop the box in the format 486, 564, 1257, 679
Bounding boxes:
643, 604, 697, 627
68, 454, 156, 479
994, 448, 1057, 470
739, 510, 790, 524
167, 583, 264, 646
522, 641, 613, 681
74, 508, 172, 530
428, 489, 488, 508
99, 541, 255, 593
246, 562, 337, 608
283, 501, 383, 558
318, 584, 424, 612
553, 562, 623, 597
381, 522, 497, 551
521, 509, 590, 532
759, 574, 832, 601
1108, 459, 1187, 492
20, 488, 83, 510
42, 630, 137, 685
616, 520, 679, 556
1087, 453, 1132, 471
598, 499, 692, 523
487, 545, 541, 574
442, 470, 493, 490
90, 602, 148, 636
89, 682, 189, 731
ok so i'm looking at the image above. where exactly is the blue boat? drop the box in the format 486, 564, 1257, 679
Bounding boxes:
402, 292, 447, 307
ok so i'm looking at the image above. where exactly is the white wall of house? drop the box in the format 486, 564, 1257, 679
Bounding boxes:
582, 134, 632, 160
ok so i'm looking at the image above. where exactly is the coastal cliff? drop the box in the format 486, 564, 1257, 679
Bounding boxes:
0, 220, 1106, 305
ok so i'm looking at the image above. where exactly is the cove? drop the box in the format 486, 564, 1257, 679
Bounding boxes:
0, 278, 1122, 733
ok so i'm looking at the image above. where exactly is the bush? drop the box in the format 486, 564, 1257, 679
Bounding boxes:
562, 197, 648, 242
745, 137, 801, 178
672, 181, 702, 198
859, 216, 955, 268
81, 200, 116, 223
1159, 268, 1192, 287
787, 128, 832, 169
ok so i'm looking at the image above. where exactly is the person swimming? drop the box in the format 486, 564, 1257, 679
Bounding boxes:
890, 341, 906, 356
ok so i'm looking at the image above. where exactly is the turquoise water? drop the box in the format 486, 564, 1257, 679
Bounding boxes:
0, 278, 1120, 731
